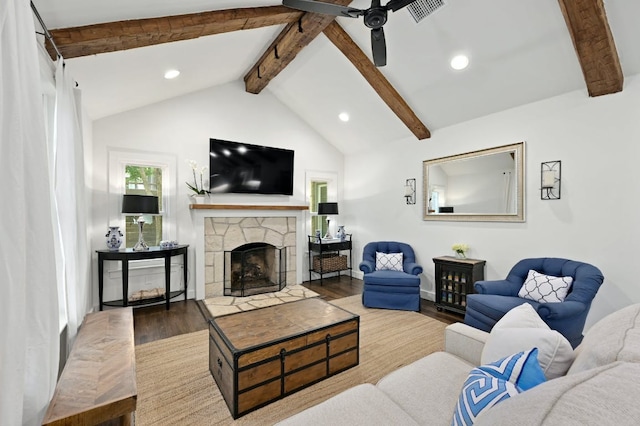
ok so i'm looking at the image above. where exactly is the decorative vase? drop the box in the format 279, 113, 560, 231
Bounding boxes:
315, 229, 321, 243
455, 251, 466, 259
336, 225, 346, 241
193, 194, 205, 204
106, 226, 123, 251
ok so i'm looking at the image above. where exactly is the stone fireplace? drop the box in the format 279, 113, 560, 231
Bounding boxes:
225, 242, 286, 296
204, 216, 297, 298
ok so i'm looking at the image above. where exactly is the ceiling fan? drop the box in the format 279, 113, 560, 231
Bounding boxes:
283, 0, 416, 67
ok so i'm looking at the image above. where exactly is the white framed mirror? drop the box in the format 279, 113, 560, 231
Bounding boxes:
423, 142, 525, 222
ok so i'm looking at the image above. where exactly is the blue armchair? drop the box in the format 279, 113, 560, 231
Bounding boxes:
464, 258, 604, 347
359, 241, 422, 311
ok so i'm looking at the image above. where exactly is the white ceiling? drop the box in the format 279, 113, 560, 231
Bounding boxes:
34, 0, 640, 155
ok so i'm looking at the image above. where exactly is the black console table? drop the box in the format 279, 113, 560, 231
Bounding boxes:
96, 245, 188, 311
308, 235, 352, 285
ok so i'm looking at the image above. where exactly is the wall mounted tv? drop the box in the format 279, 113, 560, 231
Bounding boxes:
209, 138, 294, 195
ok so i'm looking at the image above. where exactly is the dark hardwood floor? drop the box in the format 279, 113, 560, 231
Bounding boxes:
132, 275, 463, 345
132, 299, 209, 345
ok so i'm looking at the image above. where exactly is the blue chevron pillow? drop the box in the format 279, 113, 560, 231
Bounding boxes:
452, 348, 546, 426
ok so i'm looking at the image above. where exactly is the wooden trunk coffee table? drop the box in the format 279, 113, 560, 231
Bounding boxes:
208, 297, 360, 419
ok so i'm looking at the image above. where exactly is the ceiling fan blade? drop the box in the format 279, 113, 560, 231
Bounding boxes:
283, 0, 364, 18
385, 0, 416, 12
371, 27, 387, 67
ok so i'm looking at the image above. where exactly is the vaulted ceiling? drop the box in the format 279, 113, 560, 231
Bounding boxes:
34, 0, 640, 155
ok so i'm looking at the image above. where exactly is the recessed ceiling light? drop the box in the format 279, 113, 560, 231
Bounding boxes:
164, 69, 180, 79
450, 55, 469, 70
338, 112, 350, 122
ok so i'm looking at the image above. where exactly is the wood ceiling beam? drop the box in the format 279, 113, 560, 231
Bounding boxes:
49, 2, 430, 139
323, 21, 431, 140
244, 0, 353, 94
47, 6, 302, 60
557, 0, 623, 97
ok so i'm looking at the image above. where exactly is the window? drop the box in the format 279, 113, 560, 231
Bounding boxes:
305, 171, 338, 238
430, 190, 439, 212
108, 150, 177, 246
429, 185, 445, 213
310, 180, 328, 235
124, 165, 163, 247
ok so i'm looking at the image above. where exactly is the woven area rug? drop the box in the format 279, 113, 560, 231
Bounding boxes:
135, 295, 448, 425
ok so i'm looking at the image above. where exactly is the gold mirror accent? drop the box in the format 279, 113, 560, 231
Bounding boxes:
423, 142, 525, 222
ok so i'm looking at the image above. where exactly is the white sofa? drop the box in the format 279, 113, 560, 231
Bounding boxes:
278, 303, 640, 425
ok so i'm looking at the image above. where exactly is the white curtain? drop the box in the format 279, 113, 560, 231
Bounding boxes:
54, 60, 89, 348
0, 0, 60, 424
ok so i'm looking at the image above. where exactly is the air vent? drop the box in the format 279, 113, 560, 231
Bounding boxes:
406, 0, 446, 23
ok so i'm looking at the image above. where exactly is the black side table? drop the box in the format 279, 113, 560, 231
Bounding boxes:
308, 235, 352, 285
433, 256, 485, 315
96, 245, 188, 310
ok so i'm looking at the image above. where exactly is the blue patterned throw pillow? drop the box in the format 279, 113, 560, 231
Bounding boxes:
375, 252, 403, 271
452, 348, 546, 426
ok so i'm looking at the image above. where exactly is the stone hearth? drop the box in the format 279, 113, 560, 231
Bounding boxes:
204, 284, 319, 317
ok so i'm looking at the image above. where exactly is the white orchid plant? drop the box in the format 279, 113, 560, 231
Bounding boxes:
186, 160, 209, 195
451, 243, 469, 257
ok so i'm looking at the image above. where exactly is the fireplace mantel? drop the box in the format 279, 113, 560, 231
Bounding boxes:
190, 204, 308, 211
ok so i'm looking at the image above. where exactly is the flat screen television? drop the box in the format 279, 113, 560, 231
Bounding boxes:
209, 138, 294, 195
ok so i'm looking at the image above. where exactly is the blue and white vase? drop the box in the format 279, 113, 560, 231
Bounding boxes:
106, 226, 123, 251
336, 225, 346, 241
315, 229, 321, 243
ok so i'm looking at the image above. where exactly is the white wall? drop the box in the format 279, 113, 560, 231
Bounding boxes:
90, 81, 344, 305
88, 72, 640, 330
344, 74, 640, 330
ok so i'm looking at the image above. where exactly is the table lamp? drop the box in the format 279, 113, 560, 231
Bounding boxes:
122, 194, 159, 251
317, 202, 339, 239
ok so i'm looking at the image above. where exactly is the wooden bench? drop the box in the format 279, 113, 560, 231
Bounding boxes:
42, 308, 137, 426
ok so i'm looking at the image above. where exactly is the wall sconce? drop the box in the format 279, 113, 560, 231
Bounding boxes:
541, 161, 561, 200
404, 178, 416, 204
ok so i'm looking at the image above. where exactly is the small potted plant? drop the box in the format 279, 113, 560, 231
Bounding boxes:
451, 243, 469, 259
186, 160, 209, 203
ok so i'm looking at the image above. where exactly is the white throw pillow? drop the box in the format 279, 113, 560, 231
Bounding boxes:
493, 302, 548, 330
482, 303, 574, 379
375, 252, 403, 271
518, 270, 573, 303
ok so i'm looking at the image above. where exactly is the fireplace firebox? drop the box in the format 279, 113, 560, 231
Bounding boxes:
224, 243, 286, 297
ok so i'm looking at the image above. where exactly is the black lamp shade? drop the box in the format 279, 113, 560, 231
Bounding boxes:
122, 194, 159, 214
317, 202, 339, 215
